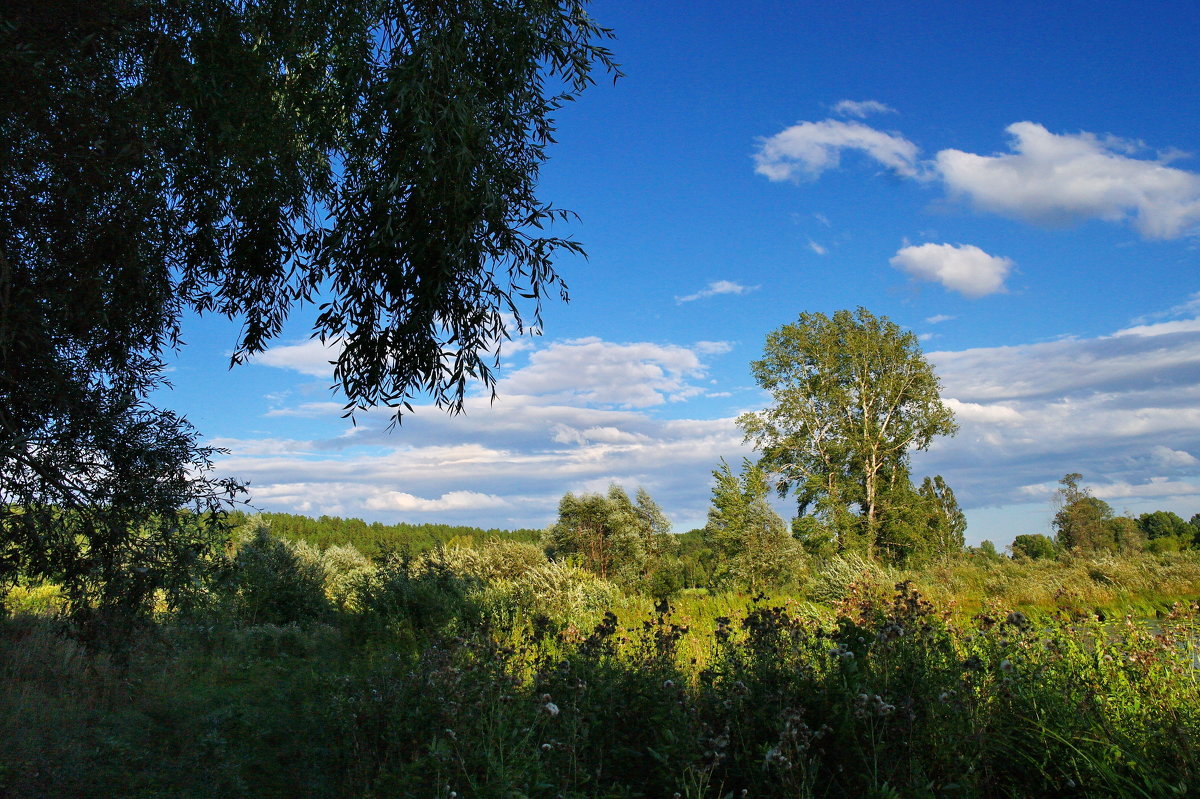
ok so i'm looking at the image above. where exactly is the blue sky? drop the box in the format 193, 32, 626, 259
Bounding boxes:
160, 0, 1200, 545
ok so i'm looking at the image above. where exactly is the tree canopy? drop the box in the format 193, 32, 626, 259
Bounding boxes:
542, 485, 675, 590
738, 307, 957, 558
0, 0, 618, 621
703, 459, 802, 590
1052, 473, 1116, 552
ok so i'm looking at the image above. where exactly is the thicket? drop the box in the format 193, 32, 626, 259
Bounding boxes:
3, 562, 1198, 798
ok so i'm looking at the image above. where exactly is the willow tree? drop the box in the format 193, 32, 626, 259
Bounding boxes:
738, 308, 957, 558
0, 0, 618, 624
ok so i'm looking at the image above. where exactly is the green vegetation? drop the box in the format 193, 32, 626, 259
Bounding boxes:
4, 535, 1200, 797
227, 510, 541, 556
3, 3, 1197, 790
0, 0, 618, 632
738, 308, 959, 564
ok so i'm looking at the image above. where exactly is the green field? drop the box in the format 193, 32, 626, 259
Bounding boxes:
3, 520, 1199, 798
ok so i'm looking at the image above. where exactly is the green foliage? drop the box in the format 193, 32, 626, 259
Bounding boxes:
705, 459, 805, 590
874, 475, 966, 565
738, 307, 957, 558
432, 538, 548, 583
1106, 515, 1147, 553
543, 484, 675, 590
7, 584, 1200, 797
1, 0, 617, 637
224, 509, 540, 556
1053, 474, 1118, 552
1011, 533, 1058, 560
1137, 509, 1193, 541
476, 559, 622, 624
352, 551, 477, 639
222, 519, 331, 626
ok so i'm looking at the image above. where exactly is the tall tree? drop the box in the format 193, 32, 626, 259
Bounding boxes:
1, 0, 618, 620
738, 307, 957, 557
1052, 473, 1115, 552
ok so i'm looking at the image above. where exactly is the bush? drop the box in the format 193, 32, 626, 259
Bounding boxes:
477, 560, 621, 624
806, 553, 888, 605
353, 553, 478, 638
223, 522, 331, 626
427, 539, 547, 583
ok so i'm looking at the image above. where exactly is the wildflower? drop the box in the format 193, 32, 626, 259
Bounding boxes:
541, 743, 552, 751
840, 650, 855, 661
542, 701, 560, 717
999, 659, 1015, 673
663, 679, 675, 689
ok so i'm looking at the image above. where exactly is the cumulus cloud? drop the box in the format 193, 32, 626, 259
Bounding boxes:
499, 338, 715, 407
756, 118, 1200, 239
215, 306, 1200, 536
831, 99, 897, 118
676, 280, 759, 303
754, 119, 920, 181
1150, 445, 1199, 468
253, 338, 341, 378
926, 314, 956, 324
364, 490, 510, 513
936, 122, 1200, 238
890, 243, 1014, 298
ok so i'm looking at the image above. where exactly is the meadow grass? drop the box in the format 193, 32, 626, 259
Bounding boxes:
5, 538, 1200, 797
3, 570, 1199, 798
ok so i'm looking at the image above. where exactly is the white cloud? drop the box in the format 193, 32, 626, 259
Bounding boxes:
213, 305, 1200, 537
754, 119, 920, 181
926, 314, 956, 324
498, 338, 715, 408
942, 398, 1024, 425
265, 401, 344, 418
914, 311, 1200, 511
364, 490, 510, 513
890, 243, 1013, 298
935, 122, 1200, 239
676, 280, 759, 303
807, 239, 827, 255
253, 338, 341, 378
1131, 291, 1200, 325
756, 118, 1200, 240
1150, 445, 1198, 468
693, 340, 734, 355
831, 99, 897, 119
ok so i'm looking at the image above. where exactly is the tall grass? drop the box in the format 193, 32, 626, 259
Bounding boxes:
4, 530, 1200, 797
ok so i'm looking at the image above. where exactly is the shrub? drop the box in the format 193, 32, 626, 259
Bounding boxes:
353, 553, 477, 638
806, 553, 888, 605
223, 522, 331, 626
478, 560, 621, 624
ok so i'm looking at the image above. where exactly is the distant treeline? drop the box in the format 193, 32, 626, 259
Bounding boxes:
225, 510, 541, 556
